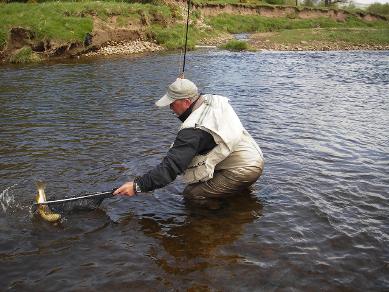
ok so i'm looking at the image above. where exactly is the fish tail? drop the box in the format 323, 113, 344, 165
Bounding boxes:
34, 181, 61, 222
38, 205, 61, 222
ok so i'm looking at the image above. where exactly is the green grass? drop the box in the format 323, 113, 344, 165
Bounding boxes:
221, 39, 250, 50
191, 0, 297, 5
208, 14, 389, 47
1, 1, 388, 54
192, 0, 267, 5
206, 13, 389, 34
150, 24, 218, 50
9, 46, 41, 63
269, 28, 389, 45
367, 3, 389, 18
0, 2, 93, 49
0, 2, 173, 50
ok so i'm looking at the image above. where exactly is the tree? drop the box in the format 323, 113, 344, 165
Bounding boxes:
323, 0, 349, 7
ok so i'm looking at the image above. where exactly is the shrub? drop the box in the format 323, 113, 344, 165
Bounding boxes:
9, 46, 41, 63
264, 0, 285, 5
221, 39, 249, 51
367, 3, 389, 17
303, 0, 315, 7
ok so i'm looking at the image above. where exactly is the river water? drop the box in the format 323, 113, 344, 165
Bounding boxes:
0, 50, 388, 290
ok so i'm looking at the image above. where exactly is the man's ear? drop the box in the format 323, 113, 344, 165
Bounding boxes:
185, 99, 192, 106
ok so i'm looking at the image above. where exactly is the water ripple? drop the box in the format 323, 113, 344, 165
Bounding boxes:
0, 51, 388, 290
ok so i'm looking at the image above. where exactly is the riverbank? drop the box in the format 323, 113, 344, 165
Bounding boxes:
0, 1, 388, 63
248, 28, 389, 51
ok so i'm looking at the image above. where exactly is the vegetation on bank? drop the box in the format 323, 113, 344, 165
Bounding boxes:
0, 2, 91, 49
207, 14, 388, 34
221, 39, 251, 51
150, 24, 218, 50
367, 3, 389, 18
268, 27, 389, 46
0, 0, 388, 62
191, 0, 285, 5
0, 2, 173, 50
8, 46, 40, 63
207, 14, 389, 48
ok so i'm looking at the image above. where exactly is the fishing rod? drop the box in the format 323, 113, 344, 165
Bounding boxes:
181, 0, 191, 77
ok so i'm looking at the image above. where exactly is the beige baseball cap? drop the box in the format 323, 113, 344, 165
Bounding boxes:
156, 78, 198, 107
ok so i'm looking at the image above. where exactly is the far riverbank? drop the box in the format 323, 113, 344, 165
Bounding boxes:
1, 1, 388, 63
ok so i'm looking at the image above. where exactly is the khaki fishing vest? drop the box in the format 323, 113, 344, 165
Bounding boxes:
179, 94, 263, 184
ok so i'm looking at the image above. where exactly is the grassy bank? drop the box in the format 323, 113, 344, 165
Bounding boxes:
0, 2, 173, 50
207, 13, 389, 48
150, 24, 218, 50
151, 13, 389, 50
270, 28, 389, 46
0, 1, 221, 52
8, 46, 41, 63
207, 13, 388, 34
0, 1, 388, 62
366, 3, 389, 18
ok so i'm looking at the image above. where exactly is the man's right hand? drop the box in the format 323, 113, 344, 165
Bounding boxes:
113, 182, 136, 197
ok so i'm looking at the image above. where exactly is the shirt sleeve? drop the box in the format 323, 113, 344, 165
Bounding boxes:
136, 128, 216, 192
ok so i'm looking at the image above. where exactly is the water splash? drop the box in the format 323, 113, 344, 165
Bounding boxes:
0, 184, 17, 213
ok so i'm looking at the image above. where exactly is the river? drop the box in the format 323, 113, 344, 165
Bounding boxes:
0, 50, 388, 290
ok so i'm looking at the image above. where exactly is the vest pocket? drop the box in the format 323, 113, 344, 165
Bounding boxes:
184, 161, 214, 184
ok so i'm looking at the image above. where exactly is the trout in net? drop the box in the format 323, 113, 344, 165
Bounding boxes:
34, 181, 61, 222
33, 182, 115, 221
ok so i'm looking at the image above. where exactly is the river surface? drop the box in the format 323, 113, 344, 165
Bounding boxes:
0, 50, 388, 291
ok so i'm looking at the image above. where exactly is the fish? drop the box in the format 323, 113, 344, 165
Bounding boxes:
35, 181, 61, 222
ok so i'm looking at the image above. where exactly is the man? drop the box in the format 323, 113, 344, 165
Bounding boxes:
114, 78, 264, 200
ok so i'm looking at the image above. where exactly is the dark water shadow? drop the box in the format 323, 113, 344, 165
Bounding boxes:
137, 189, 263, 275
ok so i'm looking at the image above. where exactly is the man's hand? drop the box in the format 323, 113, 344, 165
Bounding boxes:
113, 181, 135, 197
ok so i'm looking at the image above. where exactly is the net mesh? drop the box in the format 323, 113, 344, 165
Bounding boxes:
37, 190, 114, 213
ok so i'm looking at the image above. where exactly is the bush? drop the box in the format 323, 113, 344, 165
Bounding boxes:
9, 46, 41, 63
263, 0, 285, 5
303, 0, 315, 7
367, 3, 389, 17
221, 39, 250, 51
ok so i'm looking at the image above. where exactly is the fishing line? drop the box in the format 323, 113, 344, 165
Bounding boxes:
34, 0, 193, 215
181, 0, 191, 77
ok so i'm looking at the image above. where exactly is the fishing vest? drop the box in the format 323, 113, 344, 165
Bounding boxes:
179, 94, 258, 184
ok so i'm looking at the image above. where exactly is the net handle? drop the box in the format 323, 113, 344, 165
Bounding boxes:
33, 189, 115, 205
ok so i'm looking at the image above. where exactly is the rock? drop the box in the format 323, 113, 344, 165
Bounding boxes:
84, 33, 93, 47
7, 27, 35, 50
82, 40, 164, 58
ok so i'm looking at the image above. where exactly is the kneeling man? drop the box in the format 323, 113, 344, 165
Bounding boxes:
114, 78, 264, 200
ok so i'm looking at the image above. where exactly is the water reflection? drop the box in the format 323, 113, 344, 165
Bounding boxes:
139, 191, 262, 273
1, 50, 388, 290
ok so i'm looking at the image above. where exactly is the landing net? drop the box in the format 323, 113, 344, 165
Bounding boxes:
34, 190, 115, 213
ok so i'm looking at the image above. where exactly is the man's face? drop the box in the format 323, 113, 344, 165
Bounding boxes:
170, 98, 192, 116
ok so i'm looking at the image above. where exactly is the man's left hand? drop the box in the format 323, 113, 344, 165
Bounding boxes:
114, 182, 135, 196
